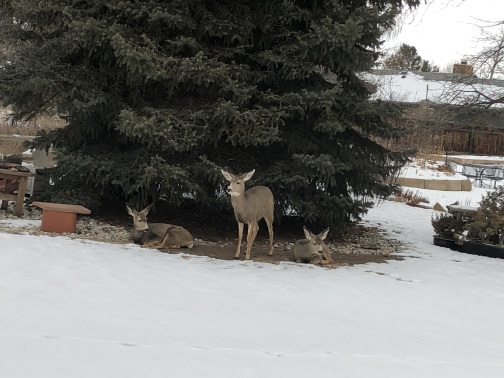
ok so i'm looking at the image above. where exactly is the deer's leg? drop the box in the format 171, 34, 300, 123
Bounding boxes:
235, 222, 244, 259
321, 244, 333, 263
159, 236, 182, 249
245, 222, 253, 260
147, 230, 176, 249
245, 222, 259, 260
155, 232, 170, 249
265, 217, 274, 256
143, 239, 161, 248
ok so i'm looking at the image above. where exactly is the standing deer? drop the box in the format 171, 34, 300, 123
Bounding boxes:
293, 226, 332, 264
126, 203, 194, 249
221, 168, 274, 260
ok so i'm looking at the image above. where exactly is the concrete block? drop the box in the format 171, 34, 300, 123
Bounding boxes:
460, 179, 472, 191
396, 177, 425, 189
425, 180, 449, 191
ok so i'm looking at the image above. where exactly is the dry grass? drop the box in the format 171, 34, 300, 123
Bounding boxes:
393, 188, 429, 204
0, 141, 25, 157
433, 163, 454, 173
0, 107, 66, 157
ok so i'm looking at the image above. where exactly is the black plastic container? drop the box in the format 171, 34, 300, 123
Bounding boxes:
462, 241, 504, 259
433, 235, 461, 251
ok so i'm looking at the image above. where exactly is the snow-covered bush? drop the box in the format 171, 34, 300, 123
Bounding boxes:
465, 186, 504, 245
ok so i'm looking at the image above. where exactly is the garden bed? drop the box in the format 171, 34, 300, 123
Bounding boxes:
433, 235, 461, 251
461, 241, 504, 259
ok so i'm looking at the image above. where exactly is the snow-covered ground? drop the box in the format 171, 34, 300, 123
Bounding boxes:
400, 159, 468, 181
1, 164, 504, 377
361, 70, 504, 107
450, 155, 504, 163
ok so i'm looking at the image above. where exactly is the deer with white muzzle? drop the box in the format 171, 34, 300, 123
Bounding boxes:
126, 203, 194, 249
221, 169, 274, 260
293, 226, 333, 264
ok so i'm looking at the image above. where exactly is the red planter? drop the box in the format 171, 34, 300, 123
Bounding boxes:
32, 201, 91, 233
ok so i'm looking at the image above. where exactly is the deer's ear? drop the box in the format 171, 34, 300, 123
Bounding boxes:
303, 226, 313, 240
140, 203, 154, 215
243, 169, 255, 181
221, 169, 233, 181
318, 228, 330, 240
126, 205, 135, 216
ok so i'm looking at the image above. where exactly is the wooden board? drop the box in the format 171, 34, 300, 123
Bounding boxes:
32, 201, 91, 215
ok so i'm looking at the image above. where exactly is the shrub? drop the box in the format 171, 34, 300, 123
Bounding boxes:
431, 212, 466, 240
395, 188, 429, 204
465, 186, 504, 245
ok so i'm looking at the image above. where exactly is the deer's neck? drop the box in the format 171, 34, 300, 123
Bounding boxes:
231, 191, 254, 222
231, 190, 249, 208
131, 229, 146, 244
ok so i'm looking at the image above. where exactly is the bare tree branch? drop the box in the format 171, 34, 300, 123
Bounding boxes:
468, 26, 504, 79
437, 74, 504, 109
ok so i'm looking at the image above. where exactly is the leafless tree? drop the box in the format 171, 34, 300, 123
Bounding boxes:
436, 75, 504, 109
439, 60, 459, 73
432, 24, 504, 109
469, 27, 504, 79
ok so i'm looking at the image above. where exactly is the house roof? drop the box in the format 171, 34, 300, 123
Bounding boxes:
376, 69, 504, 88
362, 69, 504, 106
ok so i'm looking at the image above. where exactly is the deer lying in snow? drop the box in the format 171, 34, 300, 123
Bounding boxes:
293, 226, 333, 264
126, 203, 194, 249
221, 168, 274, 260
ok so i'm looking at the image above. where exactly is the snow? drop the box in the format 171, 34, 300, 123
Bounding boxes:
447, 204, 479, 213
365, 71, 437, 102
0, 219, 40, 227
2, 163, 504, 377
400, 161, 467, 181
450, 155, 504, 163
401, 166, 463, 180
361, 71, 504, 106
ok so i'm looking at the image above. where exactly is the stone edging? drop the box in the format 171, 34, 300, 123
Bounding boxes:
395, 177, 472, 191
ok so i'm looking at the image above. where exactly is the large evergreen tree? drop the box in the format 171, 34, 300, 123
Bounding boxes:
0, 0, 420, 229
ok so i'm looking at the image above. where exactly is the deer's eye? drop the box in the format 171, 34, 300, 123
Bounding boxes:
236, 181, 241, 185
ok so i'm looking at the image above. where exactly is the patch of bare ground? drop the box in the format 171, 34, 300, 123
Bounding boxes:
161, 236, 403, 268
0, 200, 404, 269
160, 224, 404, 268
92, 205, 406, 268
159, 230, 399, 268
83, 200, 405, 268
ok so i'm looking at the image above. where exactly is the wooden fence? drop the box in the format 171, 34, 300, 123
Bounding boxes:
385, 120, 504, 156
441, 129, 504, 156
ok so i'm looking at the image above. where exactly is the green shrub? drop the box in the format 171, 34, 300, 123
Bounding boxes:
465, 186, 504, 244
431, 212, 466, 240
